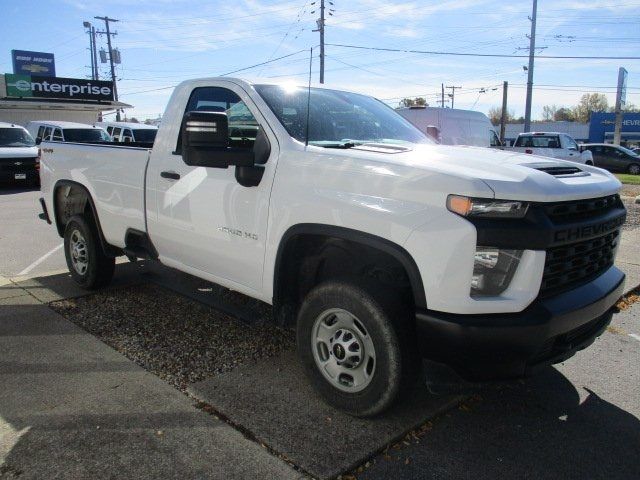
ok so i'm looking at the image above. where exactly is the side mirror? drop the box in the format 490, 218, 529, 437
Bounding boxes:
181, 111, 254, 169
35, 138, 42, 145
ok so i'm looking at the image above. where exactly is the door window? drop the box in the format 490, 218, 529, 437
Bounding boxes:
489, 130, 501, 147
179, 86, 260, 152
106, 126, 114, 136
52, 128, 63, 141
112, 127, 122, 141
562, 135, 578, 151
43, 127, 53, 141
36, 126, 45, 142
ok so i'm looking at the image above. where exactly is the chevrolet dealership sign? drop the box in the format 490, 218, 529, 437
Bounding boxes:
4, 74, 114, 101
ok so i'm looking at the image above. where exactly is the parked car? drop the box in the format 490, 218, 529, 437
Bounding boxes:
396, 106, 501, 147
39, 78, 625, 417
508, 132, 593, 165
0, 122, 39, 186
580, 144, 640, 175
26, 120, 110, 145
96, 121, 158, 144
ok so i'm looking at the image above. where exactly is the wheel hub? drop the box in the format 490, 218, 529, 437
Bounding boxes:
330, 328, 362, 368
311, 308, 376, 392
69, 229, 88, 275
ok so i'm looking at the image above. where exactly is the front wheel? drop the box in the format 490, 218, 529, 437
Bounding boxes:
64, 215, 115, 289
628, 164, 640, 175
297, 281, 415, 417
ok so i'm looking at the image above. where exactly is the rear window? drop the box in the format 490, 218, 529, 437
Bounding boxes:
0, 128, 35, 147
62, 128, 111, 143
515, 135, 560, 148
133, 129, 157, 143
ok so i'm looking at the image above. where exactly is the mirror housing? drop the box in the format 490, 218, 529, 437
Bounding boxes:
180, 111, 254, 168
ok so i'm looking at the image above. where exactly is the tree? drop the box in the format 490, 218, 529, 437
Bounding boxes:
487, 106, 514, 125
129, 117, 140, 123
554, 107, 575, 122
399, 97, 427, 107
542, 105, 558, 121
572, 93, 609, 122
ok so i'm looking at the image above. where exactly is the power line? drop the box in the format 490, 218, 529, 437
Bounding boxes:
325, 43, 640, 60
119, 49, 308, 96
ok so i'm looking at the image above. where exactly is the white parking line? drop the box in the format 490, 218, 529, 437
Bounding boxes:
629, 333, 640, 342
18, 244, 64, 276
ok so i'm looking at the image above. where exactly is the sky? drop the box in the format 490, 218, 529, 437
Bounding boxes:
1, 0, 639, 121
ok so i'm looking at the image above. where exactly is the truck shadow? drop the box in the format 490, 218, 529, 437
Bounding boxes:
363, 366, 640, 480
0, 185, 39, 195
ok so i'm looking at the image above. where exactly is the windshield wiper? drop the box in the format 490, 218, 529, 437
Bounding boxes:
314, 141, 364, 149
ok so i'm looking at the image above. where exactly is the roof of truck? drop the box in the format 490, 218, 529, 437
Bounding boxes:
0, 122, 28, 129
26, 120, 103, 129
96, 121, 158, 129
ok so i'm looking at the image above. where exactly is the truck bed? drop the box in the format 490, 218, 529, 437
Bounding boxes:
40, 140, 151, 248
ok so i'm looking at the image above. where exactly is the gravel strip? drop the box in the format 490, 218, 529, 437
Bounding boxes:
50, 284, 295, 390
622, 197, 640, 231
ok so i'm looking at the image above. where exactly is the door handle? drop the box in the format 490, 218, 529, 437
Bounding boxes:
161, 171, 180, 180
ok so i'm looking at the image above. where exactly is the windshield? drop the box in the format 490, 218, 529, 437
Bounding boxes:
132, 129, 157, 143
0, 128, 36, 147
514, 135, 560, 148
255, 84, 431, 146
63, 128, 111, 143
618, 145, 639, 157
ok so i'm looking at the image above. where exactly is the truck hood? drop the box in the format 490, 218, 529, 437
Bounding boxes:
0, 146, 39, 158
348, 143, 621, 202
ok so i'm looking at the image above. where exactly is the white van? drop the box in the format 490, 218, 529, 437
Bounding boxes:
396, 106, 501, 148
96, 121, 158, 144
26, 121, 110, 145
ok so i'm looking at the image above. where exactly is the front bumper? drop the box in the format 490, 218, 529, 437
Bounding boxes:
415, 265, 624, 379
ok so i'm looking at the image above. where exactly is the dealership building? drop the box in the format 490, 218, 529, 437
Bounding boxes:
0, 73, 131, 126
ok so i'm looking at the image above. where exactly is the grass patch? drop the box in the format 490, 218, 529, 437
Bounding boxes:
616, 173, 640, 185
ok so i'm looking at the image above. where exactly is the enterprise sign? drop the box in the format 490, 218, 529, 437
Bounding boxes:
4, 74, 114, 101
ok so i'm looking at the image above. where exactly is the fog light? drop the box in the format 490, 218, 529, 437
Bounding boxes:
471, 247, 523, 297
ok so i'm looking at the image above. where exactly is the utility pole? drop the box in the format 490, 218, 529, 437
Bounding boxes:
83, 22, 96, 80
613, 67, 628, 145
91, 26, 99, 79
441, 83, 445, 108
446, 85, 461, 109
500, 81, 508, 143
313, 0, 326, 83
523, 0, 537, 132
95, 16, 120, 120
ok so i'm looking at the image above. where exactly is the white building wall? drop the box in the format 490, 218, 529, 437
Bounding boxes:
0, 108, 98, 127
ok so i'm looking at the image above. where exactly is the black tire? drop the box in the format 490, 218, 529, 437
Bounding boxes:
628, 164, 640, 175
63, 215, 115, 289
296, 280, 416, 417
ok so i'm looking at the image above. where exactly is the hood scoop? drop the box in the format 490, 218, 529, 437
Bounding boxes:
524, 162, 590, 178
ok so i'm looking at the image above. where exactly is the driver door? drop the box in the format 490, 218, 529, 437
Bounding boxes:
146, 84, 279, 294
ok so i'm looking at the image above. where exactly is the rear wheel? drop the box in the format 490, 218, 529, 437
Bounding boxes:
297, 280, 415, 417
64, 215, 114, 289
628, 164, 640, 175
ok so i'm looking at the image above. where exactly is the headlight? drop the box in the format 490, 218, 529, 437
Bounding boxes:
447, 195, 529, 218
471, 247, 523, 297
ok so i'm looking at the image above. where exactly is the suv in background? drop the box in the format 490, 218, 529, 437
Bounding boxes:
96, 121, 158, 144
581, 144, 640, 175
0, 122, 39, 186
26, 120, 111, 145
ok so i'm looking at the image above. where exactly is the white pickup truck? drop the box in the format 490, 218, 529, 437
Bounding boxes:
39, 78, 626, 417
509, 132, 594, 165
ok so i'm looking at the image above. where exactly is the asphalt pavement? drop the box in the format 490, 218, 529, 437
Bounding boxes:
0, 187, 66, 277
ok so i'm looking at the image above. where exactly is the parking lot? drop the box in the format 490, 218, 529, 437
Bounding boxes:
1, 185, 639, 479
